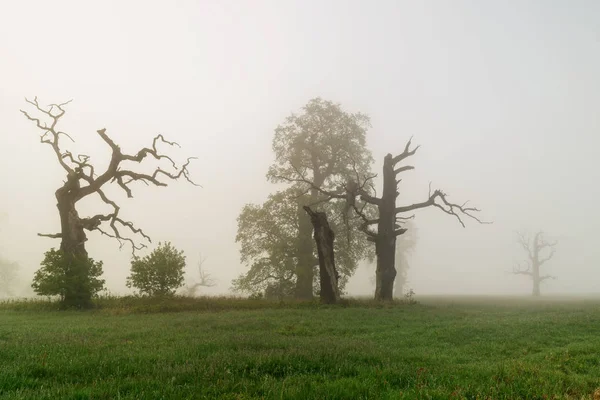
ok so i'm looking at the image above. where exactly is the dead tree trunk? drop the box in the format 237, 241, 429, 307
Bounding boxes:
22, 97, 197, 308
514, 231, 557, 297
374, 155, 399, 300
352, 138, 486, 301
303, 206, 340, 304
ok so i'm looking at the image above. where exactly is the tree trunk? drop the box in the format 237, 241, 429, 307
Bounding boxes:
531, 243, 541, 297
303, 206, 340, 304
532, 260, 540, 297
375, 155, 398, 301
295, 203, 315, 299
56, 187, 93, 308
532, 279, 540, 297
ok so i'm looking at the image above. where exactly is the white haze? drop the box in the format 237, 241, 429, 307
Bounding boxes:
0, 0, 598, 297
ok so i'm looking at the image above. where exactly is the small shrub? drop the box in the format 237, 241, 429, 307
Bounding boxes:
404, 288, 417, 305
31, 249, 105, 308
126, 242, 186, 297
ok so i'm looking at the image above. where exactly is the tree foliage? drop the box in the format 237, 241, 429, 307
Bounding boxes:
127, 242, 186, 297
267, 97, 373, 191
233, 187, 374, 297
31, 249, 105, 308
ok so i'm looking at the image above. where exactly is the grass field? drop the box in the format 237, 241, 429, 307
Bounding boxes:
0, 296, 599, 399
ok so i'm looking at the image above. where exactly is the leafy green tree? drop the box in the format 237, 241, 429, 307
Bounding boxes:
127, 242, 186, 296
233, 187, 375, 298
31, 249, 105, 308
238, 98, 373, 299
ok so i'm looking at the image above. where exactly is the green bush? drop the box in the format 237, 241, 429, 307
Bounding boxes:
31, 249, 105, 308
126, 242, 186, 297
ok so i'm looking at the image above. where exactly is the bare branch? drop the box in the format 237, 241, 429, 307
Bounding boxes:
351, 204, 379, 240
38, 232, 62, 239
391, 136, 421, 165
394, 228, 408, 236
395, 188, 490, 227
394, 165, 414, 175
273, 164, 346, 200
539, 274, 556, 282
359, 190, 382, 206
516, 231, 534, 260
513, 261, 532, 276
538, 247, 556, 266
21, 97, 75, 174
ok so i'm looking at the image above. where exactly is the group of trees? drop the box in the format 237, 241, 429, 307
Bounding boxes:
233, 98, 490, 302
20, 98, 207, 307
16, 96, 558, 308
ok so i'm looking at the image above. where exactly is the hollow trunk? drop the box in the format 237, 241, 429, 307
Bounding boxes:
55, 187, 92, 308
374, 155, 397, 301
303, 206, 339, 304
295, 203, 315, 299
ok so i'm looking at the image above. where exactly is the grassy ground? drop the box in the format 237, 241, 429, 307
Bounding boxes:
0, 296, 599, 399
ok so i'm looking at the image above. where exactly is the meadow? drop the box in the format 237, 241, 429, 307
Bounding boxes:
0, 295, 599, 399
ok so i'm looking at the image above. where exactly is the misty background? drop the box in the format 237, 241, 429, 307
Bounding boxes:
0, 0, 598, 297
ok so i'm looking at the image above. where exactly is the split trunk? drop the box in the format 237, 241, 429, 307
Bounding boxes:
303, 206, 340, 304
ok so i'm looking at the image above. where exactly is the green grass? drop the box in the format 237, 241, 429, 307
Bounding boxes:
0, 296, 599, 399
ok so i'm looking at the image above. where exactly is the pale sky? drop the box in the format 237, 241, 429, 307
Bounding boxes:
0, 0, 598, 297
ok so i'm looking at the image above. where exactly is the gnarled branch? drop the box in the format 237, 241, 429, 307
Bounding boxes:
395, 184, 489, 228
23, 98, 199, 254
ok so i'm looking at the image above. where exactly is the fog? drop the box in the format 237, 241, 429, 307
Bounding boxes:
0, 0, 598, 298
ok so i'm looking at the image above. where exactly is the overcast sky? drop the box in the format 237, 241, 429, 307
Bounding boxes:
0, 0, 598, 297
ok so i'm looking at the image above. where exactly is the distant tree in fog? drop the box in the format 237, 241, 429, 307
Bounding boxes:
513, 231, 557, 296
183, 253, 216, 296
21, 98, 198, 308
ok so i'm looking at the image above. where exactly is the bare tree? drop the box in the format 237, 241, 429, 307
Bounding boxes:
21, 97, 198, 306
183, 253, 216, 296
351, 138, 488, 301
513, 231, 557, 296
